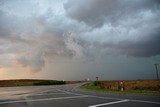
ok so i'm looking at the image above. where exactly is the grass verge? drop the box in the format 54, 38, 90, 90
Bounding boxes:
80, 82, 160, 96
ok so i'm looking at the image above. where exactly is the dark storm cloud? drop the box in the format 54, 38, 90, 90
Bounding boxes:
64, 0, 160, 57
100, 30, 160, 57
0, 0, 160, 74
64, 0, 160, 27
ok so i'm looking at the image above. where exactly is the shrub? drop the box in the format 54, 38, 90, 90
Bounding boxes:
93, 81, 101, 86
33, 80, 66, 86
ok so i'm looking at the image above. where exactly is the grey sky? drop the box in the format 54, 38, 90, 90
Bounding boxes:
0, 0, 160, 80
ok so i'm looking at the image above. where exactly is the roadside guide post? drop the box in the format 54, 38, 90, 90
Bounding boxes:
120, 81, 124, 91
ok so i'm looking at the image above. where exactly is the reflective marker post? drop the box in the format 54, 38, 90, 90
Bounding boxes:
120, 81, 124, 91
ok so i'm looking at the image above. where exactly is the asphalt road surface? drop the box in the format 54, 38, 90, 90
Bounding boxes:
0, 83, 160, 107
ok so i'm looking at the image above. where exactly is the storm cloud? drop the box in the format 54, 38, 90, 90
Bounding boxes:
64, 0, 160, 57
0, 0, 160, 80
64, 0, 160, 27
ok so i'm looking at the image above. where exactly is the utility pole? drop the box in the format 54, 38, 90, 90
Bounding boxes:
154, 64, 159, 80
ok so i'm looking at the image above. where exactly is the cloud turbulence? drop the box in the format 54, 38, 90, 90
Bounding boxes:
0, 0, 160, 80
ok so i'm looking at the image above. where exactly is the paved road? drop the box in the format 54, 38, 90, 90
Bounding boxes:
0, 83, 160, 107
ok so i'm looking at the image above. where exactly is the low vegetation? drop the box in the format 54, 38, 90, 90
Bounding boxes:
66, 81, 84, 84
81, 80, 160, 96
0, 79, 66, 87
33, 80, 66, 85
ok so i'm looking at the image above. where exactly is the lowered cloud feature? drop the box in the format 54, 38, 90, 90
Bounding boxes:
0, 0, 160, 80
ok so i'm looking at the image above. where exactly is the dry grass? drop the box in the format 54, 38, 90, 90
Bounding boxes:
81, 80, 160, 96
99, 80, 160, 91
0, 79, 36, 87
0, 79, 65, 87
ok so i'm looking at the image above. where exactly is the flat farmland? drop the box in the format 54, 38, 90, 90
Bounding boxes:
0, 79, 66, 87
81, 80, 160, 96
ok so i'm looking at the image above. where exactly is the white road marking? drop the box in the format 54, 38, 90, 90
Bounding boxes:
89, 95, 125, 100
60, 89, 160, 105
131, 99, 160, 105
88, 99, 130, 107
1, 85, 160, 106
88, 95, 160, 105
58, 89, 125, 100
0, 95, 89, 105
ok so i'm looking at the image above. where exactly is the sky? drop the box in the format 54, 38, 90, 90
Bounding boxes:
0, 0, 160, 80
